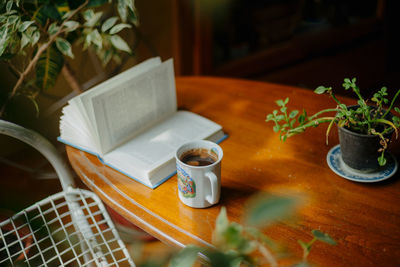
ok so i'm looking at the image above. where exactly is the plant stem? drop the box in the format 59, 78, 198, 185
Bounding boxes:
303, 238, 317, 261
375, 118, 398, 138
7, 62, 21, 78
258, 243, 277, 267
288, 117, 335, 136
329, 91, 342, 106
326, 118, 335, 145
62, 62, 83, 93
382, 89, 400, 119
353, 86, 373, 129
308, 108, 338, 120
353, 86, 365, 104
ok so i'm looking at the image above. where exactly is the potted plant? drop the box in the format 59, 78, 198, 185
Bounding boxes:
0, 0, 138, 119
266, 78, 400, 172
0, 0, 138, 159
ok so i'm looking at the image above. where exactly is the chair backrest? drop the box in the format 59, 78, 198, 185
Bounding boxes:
0, 119, 75, 191
0, 119, 135, 266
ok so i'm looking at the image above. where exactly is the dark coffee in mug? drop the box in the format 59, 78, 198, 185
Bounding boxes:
180, 148, 218, 166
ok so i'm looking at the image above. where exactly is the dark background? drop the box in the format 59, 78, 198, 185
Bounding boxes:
176, 0, 400, 98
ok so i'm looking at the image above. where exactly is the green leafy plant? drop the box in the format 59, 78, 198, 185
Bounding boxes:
167, 195, 336, 267
266, 78, 400, 166
0, 0, 138, 117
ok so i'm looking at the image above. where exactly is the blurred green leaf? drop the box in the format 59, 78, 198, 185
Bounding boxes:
117, 0, 127, 21
275, 115, 284, 121
229, 257, 243, 267
62, 10, 74, 19
314, 86, 330, 94
298, 113, 306, 125
215, 207, 229, 237
342, 82, 351, 90
338, 104, 347, 110
63, 21, 79, 32
169, 245, 203, 267
128, 7, 139, 26
84, 10, 103, 27
284, 97, 289, 104
48, 22, 59, 35
6, 1, 12, 12
205, 251, 237, 267
378, 153, 386, 167
293, 262, 311, 267
138, 261, 164, 267
31, 29, 40, 45
266, 114, 274, 121
20, 32, 30, 50
7, 14, 18, 24
35, 45, 64, 90
110, 34, 131, 52
83, 9, 95, 21
311, 230, 336, 245
223, 223, 246, 249
109, 23, 131, 34
124, 0, 135, 10
290, 119, 296, 128
275, 99, 284, 107
289, 110, 299, 119
0, 26, 9, 57
244, 195, 297, 227
273, 125, 280, 132
89, 29, 102, 48
98, 48, 113, 66
26, 94, 40, 117
55, 37, 74, 58
18, 21, 35, 32
101, 16, 118, 32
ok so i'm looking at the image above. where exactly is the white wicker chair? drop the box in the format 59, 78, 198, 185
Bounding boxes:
0, 120, 135, 266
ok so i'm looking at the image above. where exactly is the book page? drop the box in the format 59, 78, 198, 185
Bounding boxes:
103, 111, 222, 185
91, 59, 176, 155
59, 101, 97, 153
78, 57, 162, 152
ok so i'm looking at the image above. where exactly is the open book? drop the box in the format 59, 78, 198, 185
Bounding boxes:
59, 57, 226, 189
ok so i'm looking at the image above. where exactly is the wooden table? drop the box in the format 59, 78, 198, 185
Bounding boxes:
66, 77, 400, 266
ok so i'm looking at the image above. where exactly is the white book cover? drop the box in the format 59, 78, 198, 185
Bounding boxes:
59, 57, 227, 189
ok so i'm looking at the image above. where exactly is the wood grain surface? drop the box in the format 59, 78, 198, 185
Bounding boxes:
66, 77, 400, 266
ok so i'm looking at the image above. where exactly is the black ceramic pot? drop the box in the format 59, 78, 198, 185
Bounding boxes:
338, 108, 393, 172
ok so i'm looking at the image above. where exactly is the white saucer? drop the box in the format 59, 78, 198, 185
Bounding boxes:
326, 145, 398, 183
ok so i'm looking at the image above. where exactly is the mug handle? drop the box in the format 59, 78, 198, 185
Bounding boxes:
205, 172, 218, 205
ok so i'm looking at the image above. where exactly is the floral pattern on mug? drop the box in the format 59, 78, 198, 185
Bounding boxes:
177, 164, 196, 198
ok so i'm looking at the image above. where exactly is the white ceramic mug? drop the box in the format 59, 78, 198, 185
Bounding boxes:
175, 140, 223, 208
